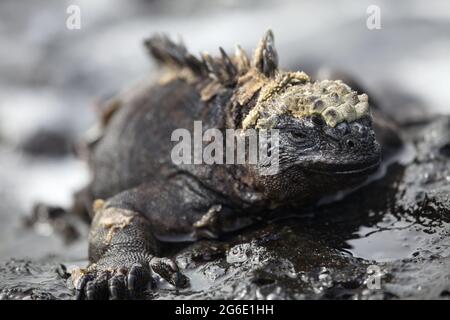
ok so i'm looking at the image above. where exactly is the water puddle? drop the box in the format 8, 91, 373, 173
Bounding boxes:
345, 213, 448, 262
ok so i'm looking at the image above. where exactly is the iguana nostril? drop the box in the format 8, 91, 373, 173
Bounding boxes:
346, 139, 355, 148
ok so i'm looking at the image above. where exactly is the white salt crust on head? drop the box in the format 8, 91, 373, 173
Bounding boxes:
242, 71, 370, 129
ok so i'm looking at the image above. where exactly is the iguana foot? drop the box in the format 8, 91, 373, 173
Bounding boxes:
71, 254, 188, 300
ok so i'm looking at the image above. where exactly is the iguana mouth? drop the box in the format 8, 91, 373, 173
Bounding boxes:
305, 159, 380, 176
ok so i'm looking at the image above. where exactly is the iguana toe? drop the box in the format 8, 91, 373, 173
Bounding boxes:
71, 256, 187, 299
150, 257, 189, 288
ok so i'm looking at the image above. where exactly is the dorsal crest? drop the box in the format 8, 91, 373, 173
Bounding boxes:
144, 29, 279, 91
252, 30, 278, 77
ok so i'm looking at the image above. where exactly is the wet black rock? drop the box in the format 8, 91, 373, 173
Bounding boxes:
20, 129, 72, 157
23, 203, 80, 245
0, 260, 72, 300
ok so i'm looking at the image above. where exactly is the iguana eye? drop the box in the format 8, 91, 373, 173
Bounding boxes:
287, 130, 308, 143
286, 129, 316, 148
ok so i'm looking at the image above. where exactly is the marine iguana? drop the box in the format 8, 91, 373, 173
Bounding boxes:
70, 30, 385, 299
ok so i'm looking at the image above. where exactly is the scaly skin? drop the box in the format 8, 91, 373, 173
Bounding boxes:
71, 30, 386, 299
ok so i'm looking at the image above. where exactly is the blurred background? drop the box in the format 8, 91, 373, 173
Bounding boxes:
0, 0, 449, 262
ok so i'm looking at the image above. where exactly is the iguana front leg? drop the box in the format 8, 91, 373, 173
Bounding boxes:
71, 200, 187, 300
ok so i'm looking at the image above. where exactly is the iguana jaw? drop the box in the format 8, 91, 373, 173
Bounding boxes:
303, 157, 380, 176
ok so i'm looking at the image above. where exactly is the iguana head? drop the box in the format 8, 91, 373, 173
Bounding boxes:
253, 110, 380, 205
234, 31, 381, 204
